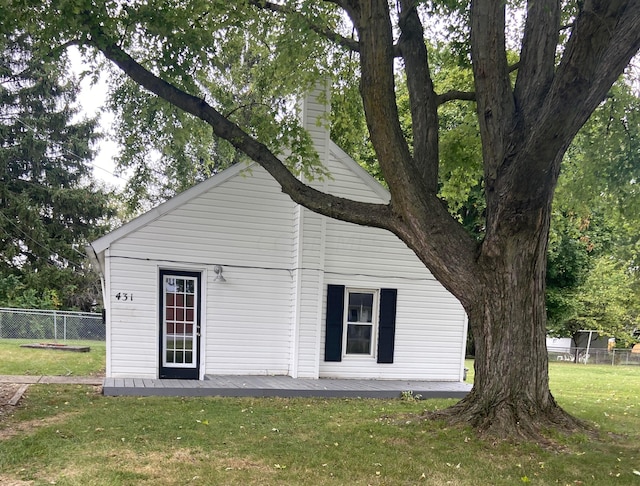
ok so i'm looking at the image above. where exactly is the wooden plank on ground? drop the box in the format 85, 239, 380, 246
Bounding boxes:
8, 384, 29, 406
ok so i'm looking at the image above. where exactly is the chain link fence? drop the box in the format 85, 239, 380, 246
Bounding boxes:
549, 346, 640, 366
0, 307, 105, 341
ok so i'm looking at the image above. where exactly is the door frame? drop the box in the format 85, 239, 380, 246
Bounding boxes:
158, 269, 202, 379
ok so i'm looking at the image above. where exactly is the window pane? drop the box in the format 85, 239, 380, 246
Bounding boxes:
348, 292, 374, 323
346, 324, 372, 354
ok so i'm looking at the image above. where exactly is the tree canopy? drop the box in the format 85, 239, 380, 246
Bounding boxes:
547, 80, 640, 345
7, 0, 640, 440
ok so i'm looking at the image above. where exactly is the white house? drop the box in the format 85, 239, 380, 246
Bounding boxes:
87, 89, 468, 382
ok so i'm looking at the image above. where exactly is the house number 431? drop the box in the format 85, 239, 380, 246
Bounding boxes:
115, 293, 133, 302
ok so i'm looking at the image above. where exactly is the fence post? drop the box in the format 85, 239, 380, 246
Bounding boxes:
53, 310, 57, 341
63, 315, 67, 341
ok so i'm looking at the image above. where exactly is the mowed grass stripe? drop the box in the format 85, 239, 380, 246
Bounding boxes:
0, 361, 638, 485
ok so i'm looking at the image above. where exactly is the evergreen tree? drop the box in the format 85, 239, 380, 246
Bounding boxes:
0, 35, 114, 310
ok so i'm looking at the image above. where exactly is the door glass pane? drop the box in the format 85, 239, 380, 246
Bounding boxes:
163, 274, 197, 368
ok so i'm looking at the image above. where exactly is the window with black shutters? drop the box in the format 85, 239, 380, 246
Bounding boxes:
324, 285, 397, 363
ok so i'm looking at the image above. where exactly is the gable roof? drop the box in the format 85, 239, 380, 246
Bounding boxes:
90, 151, 390, 256
89, 161, 251, 255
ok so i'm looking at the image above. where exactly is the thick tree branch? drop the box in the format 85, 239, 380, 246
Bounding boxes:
511, 0, 640, 194
85, 31, 396, 232
436, 90, 476, 105
339, 0, 480, 299
514, 0, 560, 126
248, 0, 360, 52
470, 0, 516, 236
344, 0, 416, 206
486, 0, 640, 247
397, 0, 439, 194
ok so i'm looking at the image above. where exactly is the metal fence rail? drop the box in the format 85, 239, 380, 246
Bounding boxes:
0, 307, 104, 341
548, 346, 640, 366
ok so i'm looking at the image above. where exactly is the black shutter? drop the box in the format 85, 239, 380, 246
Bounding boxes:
324, 284, 345, 362
377, 288, 397, 363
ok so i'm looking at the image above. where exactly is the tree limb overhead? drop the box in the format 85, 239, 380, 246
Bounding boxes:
85, 30, 395, 232
248, 0, 360, 52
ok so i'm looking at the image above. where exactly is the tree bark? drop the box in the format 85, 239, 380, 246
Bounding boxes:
433, 203, 585, 438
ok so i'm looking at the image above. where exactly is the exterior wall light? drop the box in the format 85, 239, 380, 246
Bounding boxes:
213, 265, 226, 282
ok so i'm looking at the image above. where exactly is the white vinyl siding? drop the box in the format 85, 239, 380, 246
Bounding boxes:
105, 166, 295, 378
204, 267, 291, 375
106, 256, 162, 378
315, 152, 466, 381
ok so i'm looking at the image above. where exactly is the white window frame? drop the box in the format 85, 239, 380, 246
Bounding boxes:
342, 288, 379, 357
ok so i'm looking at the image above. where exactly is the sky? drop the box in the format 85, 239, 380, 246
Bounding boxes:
69, 47, 127, 190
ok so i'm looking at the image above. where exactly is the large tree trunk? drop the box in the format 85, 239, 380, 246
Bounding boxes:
431, 205, 586, 438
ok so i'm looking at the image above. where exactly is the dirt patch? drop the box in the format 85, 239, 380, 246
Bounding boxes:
0, 475, 33, 486
0, 412, 76, 441
0, 383, 77, 441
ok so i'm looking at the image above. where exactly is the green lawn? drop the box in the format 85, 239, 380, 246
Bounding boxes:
0, 339, 105, 376
0, 359, 639, 485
